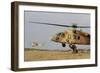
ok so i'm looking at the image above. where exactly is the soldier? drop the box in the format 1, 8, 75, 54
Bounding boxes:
69, 44, 78, 53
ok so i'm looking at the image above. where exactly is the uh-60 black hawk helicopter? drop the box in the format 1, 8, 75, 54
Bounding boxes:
29, 21, 90, 53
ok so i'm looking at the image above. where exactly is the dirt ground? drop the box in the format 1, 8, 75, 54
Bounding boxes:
24, 48, 90, 61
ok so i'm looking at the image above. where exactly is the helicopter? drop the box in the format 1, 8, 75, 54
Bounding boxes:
29, 21, 90, 53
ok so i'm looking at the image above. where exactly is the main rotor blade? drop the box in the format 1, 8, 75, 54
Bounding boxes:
29, 21, 90, 28
76, 26, 90, 28
29, 21, 71, 27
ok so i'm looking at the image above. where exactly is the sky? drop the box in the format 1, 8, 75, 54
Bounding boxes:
24, 11, 90, 50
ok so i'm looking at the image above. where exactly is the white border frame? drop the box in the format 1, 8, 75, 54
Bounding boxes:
18, 5, 96, 68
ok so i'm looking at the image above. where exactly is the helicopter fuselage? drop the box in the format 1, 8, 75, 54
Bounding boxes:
51, 29, 90, 45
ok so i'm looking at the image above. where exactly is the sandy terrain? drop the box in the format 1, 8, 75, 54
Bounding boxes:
24, 48, 90, 61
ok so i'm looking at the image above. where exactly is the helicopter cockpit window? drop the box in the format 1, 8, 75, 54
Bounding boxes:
57, 32, 65, 37
56, 37, 59, 40
61, 33, 65, 37
57, 33, 62, 36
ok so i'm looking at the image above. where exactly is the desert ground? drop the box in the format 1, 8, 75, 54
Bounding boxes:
24, 48, 90, 61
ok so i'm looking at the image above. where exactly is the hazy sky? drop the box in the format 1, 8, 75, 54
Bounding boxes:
24, 11, 90, 50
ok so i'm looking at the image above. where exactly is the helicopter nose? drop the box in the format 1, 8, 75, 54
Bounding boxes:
51, 35, 57, 42
51, 36, 55, 41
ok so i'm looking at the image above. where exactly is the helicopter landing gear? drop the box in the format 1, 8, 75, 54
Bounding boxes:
62, 43, 66, 47
69, 44, 78, 53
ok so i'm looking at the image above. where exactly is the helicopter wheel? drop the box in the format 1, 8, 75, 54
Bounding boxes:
62, 43, 66, 47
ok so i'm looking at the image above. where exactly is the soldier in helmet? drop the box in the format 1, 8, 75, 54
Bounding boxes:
69, 44, 78, 53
